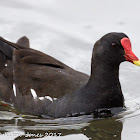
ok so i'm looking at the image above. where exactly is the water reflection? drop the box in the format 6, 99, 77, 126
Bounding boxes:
0, 106, 123, 140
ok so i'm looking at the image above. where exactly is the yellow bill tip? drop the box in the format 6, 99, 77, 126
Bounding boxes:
133, 60, 140, 66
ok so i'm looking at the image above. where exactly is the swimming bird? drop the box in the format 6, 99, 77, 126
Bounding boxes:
0, 32, 139, 118
0, 36, 30, 103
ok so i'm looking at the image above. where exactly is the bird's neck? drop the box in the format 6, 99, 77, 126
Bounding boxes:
86, 59, 121, 90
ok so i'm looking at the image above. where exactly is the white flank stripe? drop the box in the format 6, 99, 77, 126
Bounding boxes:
45, 96, 53, 102
13, 84, 16, 96
39, 97, 44, 100
30, 89, 37, 99
53, 98, 57, 100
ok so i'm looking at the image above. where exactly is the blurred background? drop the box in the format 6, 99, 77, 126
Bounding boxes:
0, 0, 140, 139
0, 0, 140, 74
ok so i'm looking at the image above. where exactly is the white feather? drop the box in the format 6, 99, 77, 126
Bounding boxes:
30, 89, 37, 99
13, 84, 16, 96
45, 96, 53, 102
39, 97, 45, 100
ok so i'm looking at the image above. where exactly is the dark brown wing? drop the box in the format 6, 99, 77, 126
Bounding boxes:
13, 47, 89, 98
0, 36, 90, 115
16, 36, 30, 48
0, 37, 89, 112
0, 36, 30, 102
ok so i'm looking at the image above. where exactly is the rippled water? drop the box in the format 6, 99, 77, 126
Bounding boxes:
0, 106, 123, 140
0, 0, 140, 139
0, 104, 139, 140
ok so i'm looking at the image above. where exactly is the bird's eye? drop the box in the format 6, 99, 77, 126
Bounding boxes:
112, 43, 117, 47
